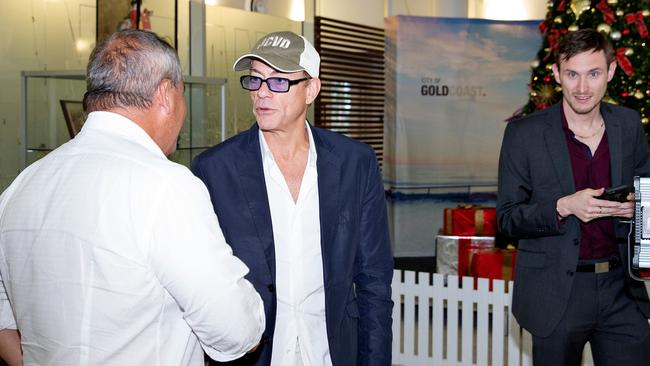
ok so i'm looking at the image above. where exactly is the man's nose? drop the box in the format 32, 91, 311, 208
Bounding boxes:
256, 80, 273, 97
577, 77, 588, 93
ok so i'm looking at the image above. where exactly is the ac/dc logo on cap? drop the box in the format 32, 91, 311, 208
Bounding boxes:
257, 36, 291, 49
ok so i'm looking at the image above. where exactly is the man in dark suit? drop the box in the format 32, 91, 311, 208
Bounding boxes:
191, 31, 393, 366
497, 29, 650, 365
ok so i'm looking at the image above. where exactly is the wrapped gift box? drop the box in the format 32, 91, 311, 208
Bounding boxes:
443, 205, 497, 236
469, 247, 517, 290
435, 235, 494, 276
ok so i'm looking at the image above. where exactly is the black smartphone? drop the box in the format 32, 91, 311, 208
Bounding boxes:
596, 184, 632, 202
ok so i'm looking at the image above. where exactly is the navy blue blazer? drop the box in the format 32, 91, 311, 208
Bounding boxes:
497, 102, 650, 337
191, 123, 394, 365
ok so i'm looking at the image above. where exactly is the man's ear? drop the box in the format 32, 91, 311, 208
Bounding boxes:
607, 60, 617, 81
305, 78, 321, 105
155, 79, 173, 113
551, 63, 562, 85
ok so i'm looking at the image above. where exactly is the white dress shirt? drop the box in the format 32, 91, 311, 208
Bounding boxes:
0, 111, 264, 365
259, 124, 333, 366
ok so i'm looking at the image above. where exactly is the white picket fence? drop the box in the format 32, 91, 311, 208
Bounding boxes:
391, 270, 595, 366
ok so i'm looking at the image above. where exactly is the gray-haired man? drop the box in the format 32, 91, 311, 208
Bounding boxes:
0, 29, 264, 365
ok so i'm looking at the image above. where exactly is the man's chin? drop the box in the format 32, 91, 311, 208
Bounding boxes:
567, 100, 599, 115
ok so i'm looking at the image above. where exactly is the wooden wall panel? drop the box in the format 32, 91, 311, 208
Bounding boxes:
314, 16, 385, 165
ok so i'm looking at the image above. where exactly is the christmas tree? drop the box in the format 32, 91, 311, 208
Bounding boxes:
521, 0, 650, 134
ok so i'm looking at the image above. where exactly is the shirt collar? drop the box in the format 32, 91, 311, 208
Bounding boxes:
258, 121, 318, 167
560, 102, 570, 134
81, 111, 166, 158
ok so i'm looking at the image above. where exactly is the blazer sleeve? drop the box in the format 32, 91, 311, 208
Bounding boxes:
354, 150, 394, 365
496, 122, 566, 239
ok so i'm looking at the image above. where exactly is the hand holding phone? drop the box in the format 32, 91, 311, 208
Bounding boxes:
596, 184, 632, 203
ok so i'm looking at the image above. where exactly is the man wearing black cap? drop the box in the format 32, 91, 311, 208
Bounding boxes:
192, 31, 393, 365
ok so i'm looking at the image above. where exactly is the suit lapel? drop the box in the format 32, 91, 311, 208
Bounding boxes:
236, 125, 276, 280
602, 104, 623, 186
313, 127, 341, 287
544, 103, 576, 197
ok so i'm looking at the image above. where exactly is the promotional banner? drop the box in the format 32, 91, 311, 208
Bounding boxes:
384, 16, 540, 257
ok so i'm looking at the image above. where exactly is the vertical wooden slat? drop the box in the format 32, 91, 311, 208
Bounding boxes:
508, 281, 520, 366
432, 274, 445, 365
391, 270, 402, 365
492, 280, 505, 366
522, 330, 533, 366
461, 276, 475, 365
446, 275, 459, 366
416, 272, 429, 365
403, 271, 417, 365
313, 16, 385, 166
476, 278, 490, 366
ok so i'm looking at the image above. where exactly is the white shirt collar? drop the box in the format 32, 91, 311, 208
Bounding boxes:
81, 111, 166, 158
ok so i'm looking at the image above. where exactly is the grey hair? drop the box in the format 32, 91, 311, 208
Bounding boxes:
83, 29, 182, 112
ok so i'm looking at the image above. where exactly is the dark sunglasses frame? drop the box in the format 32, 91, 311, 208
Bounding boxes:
240, 75, 310, 93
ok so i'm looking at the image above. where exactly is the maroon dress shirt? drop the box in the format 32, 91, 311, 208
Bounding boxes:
561, 105, 618, 259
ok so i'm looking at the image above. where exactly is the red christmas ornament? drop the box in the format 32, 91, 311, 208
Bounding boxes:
544, 75, 552, 83
545, 29, 561, 60
626, 11, 649, 38
539, 21, 548, 34
623, 29, 630, 36
596, 0, 616, 24
622, 91, 630, 97
616, 48, 635, 76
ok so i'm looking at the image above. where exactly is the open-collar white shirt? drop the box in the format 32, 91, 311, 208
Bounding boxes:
0, 111, 264, 365
259, 123, 332, 366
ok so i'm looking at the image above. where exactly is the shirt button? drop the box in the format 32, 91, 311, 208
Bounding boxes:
267, 284, 275, 293
566, 270, 574, 276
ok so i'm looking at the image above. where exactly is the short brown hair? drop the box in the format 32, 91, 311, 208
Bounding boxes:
555, 29, 615, 67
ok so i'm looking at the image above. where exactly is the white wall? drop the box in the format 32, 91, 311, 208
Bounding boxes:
469, 0, 547, 20
321, 0, 547, 29
0, 0, 547, 191
0, 0, 95, 190
316, 0, 385, 28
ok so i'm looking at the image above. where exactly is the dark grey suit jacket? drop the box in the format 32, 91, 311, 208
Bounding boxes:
497, 102, 650, 337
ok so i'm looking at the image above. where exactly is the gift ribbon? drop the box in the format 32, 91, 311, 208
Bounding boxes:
445, 209, 453, 235
616, 48, 634, 76
596, 0, 615, 24
502, 250, 516, 282
626, 11, 649, 39
475, 210, 485, 235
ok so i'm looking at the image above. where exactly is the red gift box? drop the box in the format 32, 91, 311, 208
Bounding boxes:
469, 248, 517, 290
457, 238, 495, 277
443, 205, 497, 236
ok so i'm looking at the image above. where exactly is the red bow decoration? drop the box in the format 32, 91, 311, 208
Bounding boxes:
558, 0, 566, 12
596, 0, 616, 24
626, 11, 649, 38
539, 21, 548, 34
616, 48, 634, 76
545, 29, 561, 60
